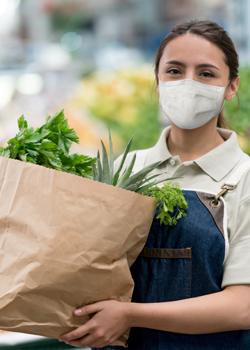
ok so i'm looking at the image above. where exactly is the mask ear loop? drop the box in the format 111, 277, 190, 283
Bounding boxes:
218, 80, 231, 114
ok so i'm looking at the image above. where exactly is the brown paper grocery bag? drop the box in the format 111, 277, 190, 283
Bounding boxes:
0, 156, 156, 347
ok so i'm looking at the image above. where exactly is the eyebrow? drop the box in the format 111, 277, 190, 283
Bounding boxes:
164, 60, 219, 70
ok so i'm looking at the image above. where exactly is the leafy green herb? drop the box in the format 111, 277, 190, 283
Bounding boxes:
0, 110, 94, 179
143, 182, 188, 225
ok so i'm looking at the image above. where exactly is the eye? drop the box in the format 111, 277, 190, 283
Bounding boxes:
166, 68, 181, 75
201, 71, 214, 77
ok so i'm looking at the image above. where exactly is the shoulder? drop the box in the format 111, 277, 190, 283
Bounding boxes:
114, 147, 152, 174
237, 153, 250, 204
113, 126, 171, 174
239, 163, 250, 207
113, 127, 171, 174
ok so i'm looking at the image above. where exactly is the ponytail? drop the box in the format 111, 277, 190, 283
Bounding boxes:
217, 111, 227, 129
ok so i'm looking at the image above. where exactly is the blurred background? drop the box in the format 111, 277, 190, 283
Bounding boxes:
0, 0, 250, 349
0, 0, 249, 159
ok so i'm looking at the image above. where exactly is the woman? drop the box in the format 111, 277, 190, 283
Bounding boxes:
59, 20, 250, 349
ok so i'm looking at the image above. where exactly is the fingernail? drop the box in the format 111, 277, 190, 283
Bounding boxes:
74, 308, 82, 315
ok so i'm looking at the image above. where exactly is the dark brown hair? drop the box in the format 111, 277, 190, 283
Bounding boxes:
155, 20, 239, 129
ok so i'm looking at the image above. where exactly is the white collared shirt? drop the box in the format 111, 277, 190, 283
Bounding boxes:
114, 127, 250, 288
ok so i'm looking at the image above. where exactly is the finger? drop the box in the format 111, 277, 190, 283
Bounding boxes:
65, 334, 95, 348
66, 333, 109, 349
74, 301, 104, 316
59, 323, 90, 342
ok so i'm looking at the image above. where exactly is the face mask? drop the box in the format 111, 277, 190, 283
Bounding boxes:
158, 78, 230, 130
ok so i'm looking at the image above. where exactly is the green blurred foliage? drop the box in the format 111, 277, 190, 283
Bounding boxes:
73, 67, 161, 156
224, 66, 250, 155
47, 1, 93, 33
51, 10, 91, 33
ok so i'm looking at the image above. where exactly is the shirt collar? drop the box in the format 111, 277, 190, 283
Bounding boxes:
195, 128, 244, 181
147, 126, 244, 182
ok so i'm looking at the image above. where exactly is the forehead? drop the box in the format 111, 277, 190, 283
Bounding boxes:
161, 33, 227, 67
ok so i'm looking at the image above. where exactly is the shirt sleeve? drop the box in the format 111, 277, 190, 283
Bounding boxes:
113, 150, 141, 174
222, 198, 250, 288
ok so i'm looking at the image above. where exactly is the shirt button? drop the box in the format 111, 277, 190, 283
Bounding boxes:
170, 159, 175, 165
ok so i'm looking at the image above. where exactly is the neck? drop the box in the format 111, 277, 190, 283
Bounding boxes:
167, 119, 225, 163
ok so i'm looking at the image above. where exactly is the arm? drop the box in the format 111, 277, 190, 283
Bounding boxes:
59, 285, 250, 348
127, 284, 250, 334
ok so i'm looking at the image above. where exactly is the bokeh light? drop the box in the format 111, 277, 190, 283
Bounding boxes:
17, 74, 44, 95
0, 76, 15, 109
60, 32, 83, 52
0, 0, 20, 16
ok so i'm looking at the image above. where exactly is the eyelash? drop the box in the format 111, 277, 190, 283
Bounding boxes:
166, 69, 214, 78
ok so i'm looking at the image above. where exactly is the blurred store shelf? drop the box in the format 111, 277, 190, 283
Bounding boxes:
0, 331, 90, 350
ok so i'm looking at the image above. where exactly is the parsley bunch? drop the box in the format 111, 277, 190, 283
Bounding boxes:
143, 182, 188, 225
0, 110, 93, 179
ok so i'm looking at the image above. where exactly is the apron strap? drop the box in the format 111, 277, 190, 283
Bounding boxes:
212, 160, 250, 206
224, 160, 250, 187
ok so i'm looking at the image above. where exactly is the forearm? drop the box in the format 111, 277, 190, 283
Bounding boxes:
126, 285, 250, 334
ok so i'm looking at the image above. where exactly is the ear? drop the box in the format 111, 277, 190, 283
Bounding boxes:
225, 76, 240, 101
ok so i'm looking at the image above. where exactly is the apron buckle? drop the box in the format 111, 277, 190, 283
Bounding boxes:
211, 184, 238, 207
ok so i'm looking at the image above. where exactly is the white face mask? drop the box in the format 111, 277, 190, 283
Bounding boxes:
158, 78, 230, 130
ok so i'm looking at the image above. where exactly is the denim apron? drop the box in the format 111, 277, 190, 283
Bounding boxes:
92, 161, 250, 350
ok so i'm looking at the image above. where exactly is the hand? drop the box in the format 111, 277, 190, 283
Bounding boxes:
58, 300, 130, 348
